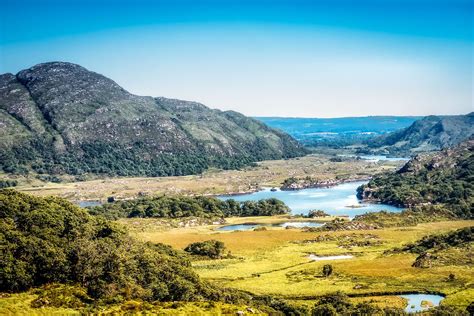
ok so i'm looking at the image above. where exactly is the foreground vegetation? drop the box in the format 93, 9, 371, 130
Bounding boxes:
11, 190, 473, 314
127, 216, 473, 313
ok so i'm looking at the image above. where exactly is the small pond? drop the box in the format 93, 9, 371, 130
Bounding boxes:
308, 254, 354, 261
217, 224, 263, 231
77, 201, 102, 208
338, 154, 410, 162
277, 222, 323, 228
401, 294, 444, 313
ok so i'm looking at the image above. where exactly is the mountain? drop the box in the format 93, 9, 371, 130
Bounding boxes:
366, 113, 474, 155
357, 140, 473, 219
257, 116, 421, 148
0, 62, 306, 177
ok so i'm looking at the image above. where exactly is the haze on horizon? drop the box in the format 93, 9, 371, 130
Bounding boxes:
1, 0, 472, 118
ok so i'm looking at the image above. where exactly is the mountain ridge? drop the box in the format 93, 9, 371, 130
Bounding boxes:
367, 113, 474, 155
0, 62, 307, 176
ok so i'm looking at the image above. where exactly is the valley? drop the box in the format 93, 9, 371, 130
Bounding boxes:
6, 153, 403, 201
2, 144, 472, 314
1, 1, 473, 314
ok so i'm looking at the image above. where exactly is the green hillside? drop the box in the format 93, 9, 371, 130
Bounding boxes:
0, 62, 306, 177
357, 140, 473, 219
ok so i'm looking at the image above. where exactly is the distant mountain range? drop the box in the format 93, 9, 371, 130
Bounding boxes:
0, 62, 306, 177
258, 114, 474, 155
367, 113, 474, 155
257, 116, 421, 147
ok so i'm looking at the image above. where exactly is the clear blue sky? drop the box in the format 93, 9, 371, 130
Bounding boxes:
1, 0, 472, 117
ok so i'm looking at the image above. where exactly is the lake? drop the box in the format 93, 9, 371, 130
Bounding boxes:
217, 221, 323, 231
401, 294, 444, 312
219, 181, 403, 217
338, 154, 410, 162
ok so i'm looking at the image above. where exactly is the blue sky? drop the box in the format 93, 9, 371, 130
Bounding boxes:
1, 0, 472, 117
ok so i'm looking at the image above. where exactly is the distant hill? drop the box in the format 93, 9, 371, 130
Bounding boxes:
0, 62, 306, 177
367, 113, 474, 155
257, 116, 421, 147
357, 140, 473, 219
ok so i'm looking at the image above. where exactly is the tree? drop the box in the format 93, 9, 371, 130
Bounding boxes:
322, 264, 333, 277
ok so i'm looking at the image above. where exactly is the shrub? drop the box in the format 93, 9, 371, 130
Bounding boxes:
322, 264, 333, 277
184, 240, 226, 259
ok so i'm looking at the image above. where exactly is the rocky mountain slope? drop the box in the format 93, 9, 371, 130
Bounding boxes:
357, 140, 473, 218
367, 113, 474, 155
0, 62, 306, 176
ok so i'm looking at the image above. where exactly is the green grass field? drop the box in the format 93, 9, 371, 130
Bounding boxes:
124, 218, 474, 310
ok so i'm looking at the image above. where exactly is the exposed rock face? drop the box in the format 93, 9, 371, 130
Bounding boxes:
368, 113, 474, 155
0, 62, 307, 176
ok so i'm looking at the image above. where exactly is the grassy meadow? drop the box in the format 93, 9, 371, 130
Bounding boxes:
122, 218, 474, 310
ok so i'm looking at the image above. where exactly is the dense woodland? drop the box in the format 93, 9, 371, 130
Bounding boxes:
1, 138, 304, 177
89, 196, 290, 219
0, 189, 219, 301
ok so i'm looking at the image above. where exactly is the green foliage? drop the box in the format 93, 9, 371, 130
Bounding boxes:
354, 206, 457, 228
0, 189, 219, 302
357, 142, 473, 219
399, 226, 473, 254
184, 240, 226, 259
89, 196, 290, 220
0, 179, 17, 188
30, 284, 93, 309
429, 305, 469, 316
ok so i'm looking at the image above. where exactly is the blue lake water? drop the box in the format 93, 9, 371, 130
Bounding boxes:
217, 224, 262, 231
78, 201, 102, 208
218, 181, 404, 217
217, 221, 323, 231
338, 154, 410, 162
401, 294, 443, 313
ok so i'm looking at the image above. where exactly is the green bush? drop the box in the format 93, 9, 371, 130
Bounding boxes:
184, 240, 226, 259
0, 179, 17, 188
